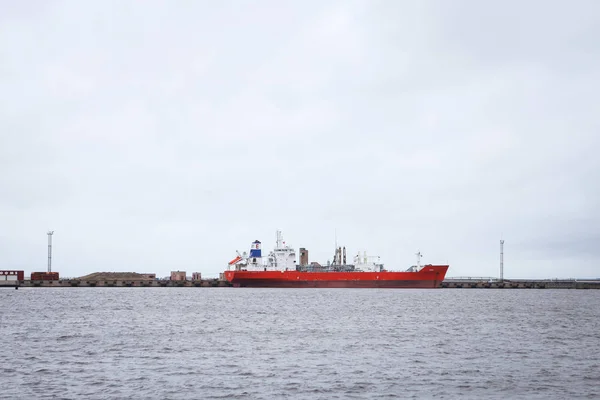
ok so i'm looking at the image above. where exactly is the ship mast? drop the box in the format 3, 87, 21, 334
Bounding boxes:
416, 251, 422, 269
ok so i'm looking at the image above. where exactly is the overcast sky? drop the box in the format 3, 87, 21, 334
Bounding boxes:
1, 0, 599, 279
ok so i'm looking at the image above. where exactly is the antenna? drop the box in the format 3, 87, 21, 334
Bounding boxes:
47, 231, 54, 273
500, 239, 504, 282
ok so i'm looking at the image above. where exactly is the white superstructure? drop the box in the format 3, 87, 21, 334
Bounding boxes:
227, 230, 389, 273
266, 230, 296, 271
228, 230, 296, 272
352, 251, 385, 272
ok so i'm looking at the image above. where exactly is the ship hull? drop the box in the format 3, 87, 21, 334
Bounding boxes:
224, 265, 449, 288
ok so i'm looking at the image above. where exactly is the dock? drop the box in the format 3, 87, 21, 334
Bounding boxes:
2, 278, 598, 289
18, 279, 232, 288
441, 277, 600, 289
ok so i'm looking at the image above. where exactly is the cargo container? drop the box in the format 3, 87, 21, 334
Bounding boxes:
30, 271, 60, 281
0, 270, 24, 281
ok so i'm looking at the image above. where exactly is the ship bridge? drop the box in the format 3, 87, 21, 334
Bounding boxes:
228, 230, 297, 272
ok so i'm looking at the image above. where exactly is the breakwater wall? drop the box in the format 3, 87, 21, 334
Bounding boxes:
19, 279, 232, 288
441, 278, 600, 289
4, 279, 600, 289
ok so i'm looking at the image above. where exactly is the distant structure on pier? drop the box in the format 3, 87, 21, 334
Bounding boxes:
47, 231, 54, 273
31, 231, 60, 281
170, 271, 186, 281
500, 239, 505, 282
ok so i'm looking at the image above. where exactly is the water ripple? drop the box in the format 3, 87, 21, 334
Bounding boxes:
0, 288, 599, 399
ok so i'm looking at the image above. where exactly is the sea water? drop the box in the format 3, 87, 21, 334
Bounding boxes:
1, 288, 599, 399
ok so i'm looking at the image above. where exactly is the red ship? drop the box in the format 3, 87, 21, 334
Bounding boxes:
224, 231, 449, 288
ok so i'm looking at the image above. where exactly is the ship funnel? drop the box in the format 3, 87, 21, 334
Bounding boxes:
250, 240, 262, 259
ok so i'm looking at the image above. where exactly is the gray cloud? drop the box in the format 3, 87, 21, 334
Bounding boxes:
1, 0, 599, 279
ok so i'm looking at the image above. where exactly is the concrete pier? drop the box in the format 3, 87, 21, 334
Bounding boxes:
4, 278, 599, 289
18, 279, 233, 288
441, 278, 600, 289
